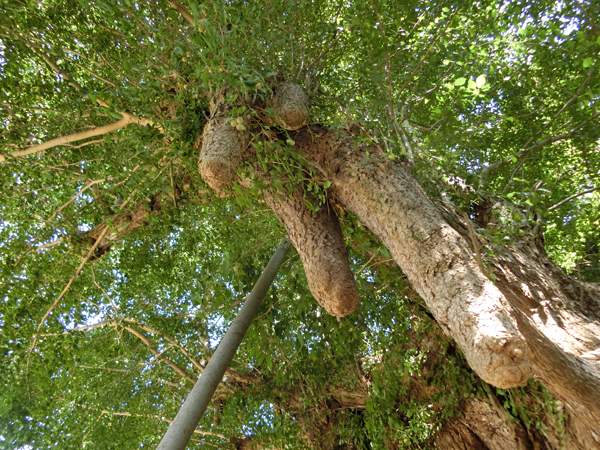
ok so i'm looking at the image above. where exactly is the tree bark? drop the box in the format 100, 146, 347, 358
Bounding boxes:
263, 189, 359, 316
291, 126, 600, 448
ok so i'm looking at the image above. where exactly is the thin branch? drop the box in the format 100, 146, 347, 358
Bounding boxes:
463, 213, 489, 278
77, 365, 129, 372
166, 0, 196, 25
68, 319, 113, 333
36, 238, 63, 251
25, 42, 83, 90
0, 50, 162, 162
522, 70, 592, 150
48, 179, 105, 223
396, 9, 457, 99
122, 325, 197, 384
26, 190, 138, 376
92, 265, 120, 313
234, 233, 287, 264
330, 97, 384, 154
71, 137, 117, 149
0, 119, 45, 138
404, 60, 458, 123
95, 22, 129, 39
71, 61, 116, 87
55, 396, 226, 438
1, 111, 160, 162
548, 186, 600, 212
13, 29, 105, 66
480, 111, 600, 190
370, 0, 395, 121
122, 318, 205, 372
306, 35, 341, 72
26, 226, 110, 376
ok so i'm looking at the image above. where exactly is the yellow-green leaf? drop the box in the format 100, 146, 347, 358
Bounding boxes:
476, 74, 486, 88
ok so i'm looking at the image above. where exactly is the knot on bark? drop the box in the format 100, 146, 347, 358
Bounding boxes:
198, 92, 250, 190
270, 82, 310, 130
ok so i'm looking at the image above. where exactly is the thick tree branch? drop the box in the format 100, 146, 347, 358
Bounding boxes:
0, 114, 159, 162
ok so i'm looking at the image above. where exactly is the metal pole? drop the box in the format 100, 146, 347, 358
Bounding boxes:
157, 239, 292, 450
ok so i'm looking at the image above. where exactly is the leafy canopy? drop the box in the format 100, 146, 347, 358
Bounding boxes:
0, 0, 598, 448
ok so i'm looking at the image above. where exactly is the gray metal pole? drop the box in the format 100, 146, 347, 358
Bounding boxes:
157, 239, 292, 450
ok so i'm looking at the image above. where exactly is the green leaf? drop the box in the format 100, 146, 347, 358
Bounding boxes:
583, 58, 593, 68
454, 77, 467, 86
190, 2, 199, 18
476, 74, 486, 88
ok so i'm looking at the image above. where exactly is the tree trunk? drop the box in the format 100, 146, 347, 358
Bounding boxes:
291, 126, 600, 448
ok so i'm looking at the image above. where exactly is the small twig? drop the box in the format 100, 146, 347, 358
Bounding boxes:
123, 325, 196, 384
463, 213, 489, 278
71, 61, 116, 87
370, 0, 396, 123
26, 189, 137, 378
122, 318, 204, 372
356, 252, 378, 277
522, 70, 592, 150
396, 8, 458, 99
330, 97, 385, 154
47, 179, 105, 223
169, 162, 177, 207
234, 233, 287, 264
480, 110, 600, 190
91, 266, 120, 313
306, 35, 341, 73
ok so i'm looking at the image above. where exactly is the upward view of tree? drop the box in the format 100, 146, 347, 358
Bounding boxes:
1, 0, 599, 448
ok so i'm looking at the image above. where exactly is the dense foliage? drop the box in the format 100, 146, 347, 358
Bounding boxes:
0, 0, 598, 448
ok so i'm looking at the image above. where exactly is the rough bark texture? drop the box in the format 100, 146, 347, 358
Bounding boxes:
190, 82, 600, 447
199, 82, 358, 317
441, 201, 600, 448
264, 189, 359, 317
269, 82, 310, 130
294, 128, 530, 389
290, 126, 600, 448
198, 92, 250, 190
436, 397, 532, 450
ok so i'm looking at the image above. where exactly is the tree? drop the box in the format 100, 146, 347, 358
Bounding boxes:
0, 0, 599, 448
